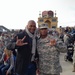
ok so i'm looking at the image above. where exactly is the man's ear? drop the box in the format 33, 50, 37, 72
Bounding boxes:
27, 25, 28, 28
25, 25, 28, 29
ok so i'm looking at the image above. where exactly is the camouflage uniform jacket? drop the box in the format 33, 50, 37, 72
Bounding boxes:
37, 35, 67, 74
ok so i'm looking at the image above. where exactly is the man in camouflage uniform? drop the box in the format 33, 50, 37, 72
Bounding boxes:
37, 23, 67, 75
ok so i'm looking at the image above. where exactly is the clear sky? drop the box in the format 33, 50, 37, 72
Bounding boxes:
0, 0, 75, 29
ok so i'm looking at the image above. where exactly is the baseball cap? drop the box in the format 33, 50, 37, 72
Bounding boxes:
39, 23, 48, 29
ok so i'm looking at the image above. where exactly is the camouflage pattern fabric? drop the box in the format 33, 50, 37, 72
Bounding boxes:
37, 35, 67, 75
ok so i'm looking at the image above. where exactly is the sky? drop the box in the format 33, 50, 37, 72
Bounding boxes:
0, 0, 75, 29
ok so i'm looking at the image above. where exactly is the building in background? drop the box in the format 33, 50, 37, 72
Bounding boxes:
37, 10, 58, 29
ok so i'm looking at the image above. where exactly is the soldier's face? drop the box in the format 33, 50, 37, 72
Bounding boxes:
27, 21, 36, 34
39, 28, 48, 36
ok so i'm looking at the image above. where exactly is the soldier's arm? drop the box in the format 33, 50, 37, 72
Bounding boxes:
56, 39, 67, 53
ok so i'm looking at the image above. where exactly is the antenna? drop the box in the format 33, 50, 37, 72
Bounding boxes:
39, 11, 41, 17
55, 10, 56, 17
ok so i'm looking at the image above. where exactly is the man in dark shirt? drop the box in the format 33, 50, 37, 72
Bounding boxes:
7, 20, 38, 75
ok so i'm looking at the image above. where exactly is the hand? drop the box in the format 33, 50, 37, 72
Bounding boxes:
16, 36, 28, 46
36, 69, 40, 75
50, 39, 56, 46
6, 71, 10, 75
